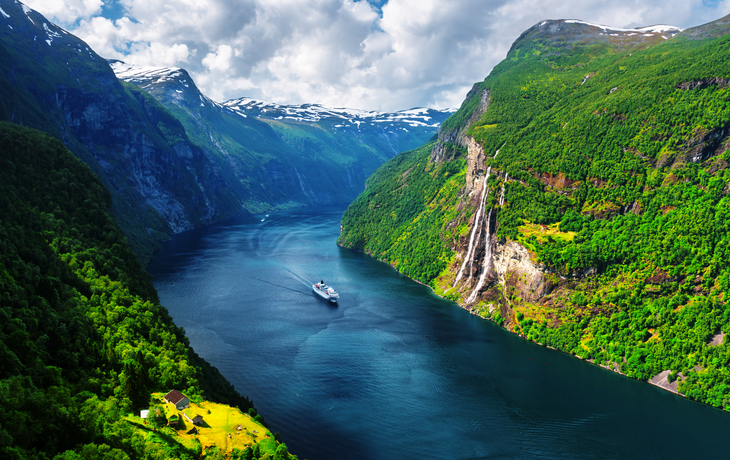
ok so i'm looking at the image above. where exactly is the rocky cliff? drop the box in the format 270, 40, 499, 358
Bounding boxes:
0, 0, 242, 262
112, 61, 454, 213
339, 14, 730, 409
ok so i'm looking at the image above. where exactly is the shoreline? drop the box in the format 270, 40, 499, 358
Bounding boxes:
339, 242, 701, 404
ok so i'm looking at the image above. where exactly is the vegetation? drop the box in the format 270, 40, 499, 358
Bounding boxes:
339, 141, 466, 283
131, 70, 444, 215
339, 20, 730, 409
0, 122, 294, 459
149, 394, 287, 459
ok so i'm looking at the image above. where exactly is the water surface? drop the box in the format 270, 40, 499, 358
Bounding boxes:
148, 210, 730, 460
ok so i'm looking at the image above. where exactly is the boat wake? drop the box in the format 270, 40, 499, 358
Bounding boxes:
250, 277, 311, 296
284, 268, 313, 289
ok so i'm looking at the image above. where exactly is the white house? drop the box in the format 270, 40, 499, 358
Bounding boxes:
164, 389, 190, 410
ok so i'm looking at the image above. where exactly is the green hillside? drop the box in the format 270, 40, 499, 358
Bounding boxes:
339, 17, 730, 408
0, 1, 243, 265
113, 62, 448, 214
0, 122, 292, 460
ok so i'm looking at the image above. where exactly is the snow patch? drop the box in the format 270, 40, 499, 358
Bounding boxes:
637, 24, 683, 33
222, 97, 453, 127
564, 19, 681, 35
0, 6, 10, 18
21, 4, 34, 23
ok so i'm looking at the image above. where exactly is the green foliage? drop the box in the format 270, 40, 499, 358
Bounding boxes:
0, 122, 253, 458
340, 25, 730, 410
339, 142, 465, 284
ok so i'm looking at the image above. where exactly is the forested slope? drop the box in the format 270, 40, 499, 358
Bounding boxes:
0, 122, 291, 459
0, 0, 243, 264
339, 16, 730, 408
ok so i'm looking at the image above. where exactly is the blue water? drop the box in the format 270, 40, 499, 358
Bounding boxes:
148, 210, 730, 460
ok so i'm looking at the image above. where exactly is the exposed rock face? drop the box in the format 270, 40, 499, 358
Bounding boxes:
492, 240, 554, 303
431, 87, 490, 163
465, 136, 486, 195
675, 77, 730, 91
445, 83, 552, 306
0, 1, 242, 260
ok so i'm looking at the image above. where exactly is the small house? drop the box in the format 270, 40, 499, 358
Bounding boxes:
182, 412, 204, 426
164, 390, 190, 410
168, 414, 179, 427
140, 410, 149, 419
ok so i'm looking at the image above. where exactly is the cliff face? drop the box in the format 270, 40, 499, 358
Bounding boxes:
112, 61, 454, 214
0, 0, 242, 262
430, 85, 490, 164
339, 14, 730, 410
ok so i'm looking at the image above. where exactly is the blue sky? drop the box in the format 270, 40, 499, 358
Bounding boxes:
24, 0, 730, 111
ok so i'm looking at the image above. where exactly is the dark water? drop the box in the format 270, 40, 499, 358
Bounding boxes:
148, 210, 730, 460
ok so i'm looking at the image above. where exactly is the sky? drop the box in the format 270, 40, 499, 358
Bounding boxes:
23, 0, 730, 111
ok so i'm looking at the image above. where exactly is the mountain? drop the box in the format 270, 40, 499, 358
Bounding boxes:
0, 121, 299, 460
111, 60, 454, 213
0, 0, 243, 263
223, 96, 449, 149
339, 16, 730, 409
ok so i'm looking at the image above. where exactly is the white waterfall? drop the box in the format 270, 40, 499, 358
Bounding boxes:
499, 173, 508, 207
452, 166, 492, 287
467, 208, 493, 304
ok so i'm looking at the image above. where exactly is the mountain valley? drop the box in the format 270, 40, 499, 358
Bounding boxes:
5, 0, 730, 457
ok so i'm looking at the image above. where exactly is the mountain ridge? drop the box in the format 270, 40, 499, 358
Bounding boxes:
339, 13, 730, 409
0, 0, 244, 263
110, 59, 453, 214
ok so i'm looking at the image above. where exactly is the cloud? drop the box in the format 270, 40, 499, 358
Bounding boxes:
23, 0, 103, 24
25, 0, 730, 111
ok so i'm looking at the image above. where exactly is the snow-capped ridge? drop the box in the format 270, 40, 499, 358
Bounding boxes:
109, 61, 454, 129
109, 60, 185, 85
562, 19, 683, 36
223, 97, 455, 127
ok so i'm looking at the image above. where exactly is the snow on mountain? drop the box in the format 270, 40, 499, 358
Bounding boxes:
109, 60, 190, 90
223, 97, 455, 129
108, 61, 454, 129
562, 19, 683, 38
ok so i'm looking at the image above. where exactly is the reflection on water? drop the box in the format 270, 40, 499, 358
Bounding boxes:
148, 210, 730, 460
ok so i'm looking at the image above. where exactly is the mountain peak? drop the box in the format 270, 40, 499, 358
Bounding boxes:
509, 18, 682, 54
108, 60, 190, 90
222, 97, 455, 128
677, 13, 730, 40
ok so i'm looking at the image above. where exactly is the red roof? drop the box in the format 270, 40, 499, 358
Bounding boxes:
164, 389, 187, 404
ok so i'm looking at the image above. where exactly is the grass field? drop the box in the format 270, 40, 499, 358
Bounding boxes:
152, 392, 274, 456
518, 221, 576, 243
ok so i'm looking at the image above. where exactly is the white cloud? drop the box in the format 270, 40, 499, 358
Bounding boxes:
23, 0, 730, 111
23, 0, 102, 24
202, 44, 234, 72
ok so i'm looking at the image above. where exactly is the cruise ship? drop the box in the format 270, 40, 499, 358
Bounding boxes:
312, 280, 339, 302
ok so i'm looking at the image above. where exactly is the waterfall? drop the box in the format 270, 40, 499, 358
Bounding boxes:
499, 173, 508, 207
453, 166, 492, 287
493, 149, 500, 158
467, 208, 493, 304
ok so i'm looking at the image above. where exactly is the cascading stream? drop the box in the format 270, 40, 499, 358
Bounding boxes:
452, 166, 492, 287
467, 208, 493, 304
499, 173, 508, 207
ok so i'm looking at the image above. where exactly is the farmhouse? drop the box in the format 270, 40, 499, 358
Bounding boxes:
182, 412, 204, 426
164, 389, 190, 410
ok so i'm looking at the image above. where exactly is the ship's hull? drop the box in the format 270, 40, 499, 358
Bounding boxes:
312, 284, 339, 302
